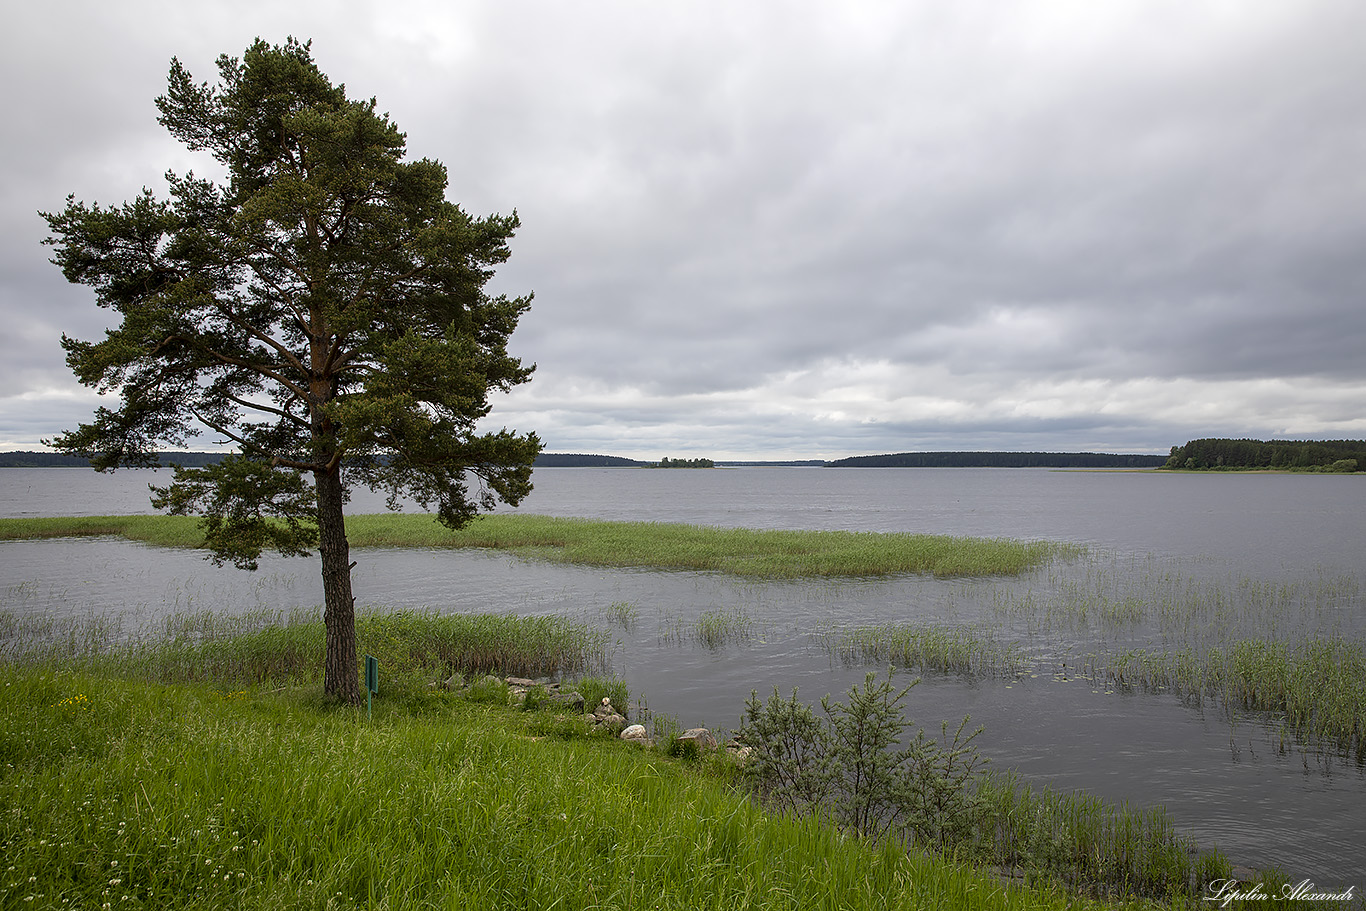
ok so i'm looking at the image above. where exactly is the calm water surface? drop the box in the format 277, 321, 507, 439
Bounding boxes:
2, 466, 1364, 879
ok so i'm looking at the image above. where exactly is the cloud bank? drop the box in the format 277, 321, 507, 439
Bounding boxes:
4, 1, 1364, 458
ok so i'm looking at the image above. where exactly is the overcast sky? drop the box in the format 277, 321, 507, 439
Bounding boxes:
4, 1, 1364, 460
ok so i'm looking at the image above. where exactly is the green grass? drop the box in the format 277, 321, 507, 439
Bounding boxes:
661, 607, 757, 650
1082, 636, 1366, 760
0, 666, 1147, 911
1, 607, 615, 691
0, 513, 1072, 579
0, 514, 205, 547
826, 623, 1027, 677
827, 619, 1366, 760
971, 772, 1230, 900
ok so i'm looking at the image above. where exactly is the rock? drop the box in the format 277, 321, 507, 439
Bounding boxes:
441, 673, 463, 691
506, 676, 539, 688
585, 697, 628, 733
620, 724, 648, 742
677, 728, 717, 751
547, 691, 585, 713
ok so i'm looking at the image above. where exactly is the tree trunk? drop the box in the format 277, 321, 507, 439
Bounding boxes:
317, 462, 361, 704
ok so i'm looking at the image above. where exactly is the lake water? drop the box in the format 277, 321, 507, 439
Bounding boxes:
2, 466, 1364, 880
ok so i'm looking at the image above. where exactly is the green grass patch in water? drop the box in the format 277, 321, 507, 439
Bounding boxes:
826, 623, 1027, 677
0, 513, 1073, 579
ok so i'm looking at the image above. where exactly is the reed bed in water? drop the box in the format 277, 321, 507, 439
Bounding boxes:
0, 514, 203, 546
660, 606, 758, 650
830, 618, 1366, 759
1083, 635, 1366, 759
826, 623, 1027, 677
971, 772, 1230, 900
991, 555, 1361, 640
0, 607, 614, 689
0, 513, 1071, 578
354, 514, 1072, 578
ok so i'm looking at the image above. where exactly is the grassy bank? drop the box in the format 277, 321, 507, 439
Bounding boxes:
0, 513, 1070, 579
0, 664, 1171, 911
1, 609, 1249, 909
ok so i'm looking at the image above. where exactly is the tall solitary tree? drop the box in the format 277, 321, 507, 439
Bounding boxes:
42, 38, 541, 703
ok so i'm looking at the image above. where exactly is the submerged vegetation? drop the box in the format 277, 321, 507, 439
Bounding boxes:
1080, 636, 1366, 761
661, 606, 759, 650
0, 513, 1071, 579
825, 557, 1366, 762
827, 624, 1027, 677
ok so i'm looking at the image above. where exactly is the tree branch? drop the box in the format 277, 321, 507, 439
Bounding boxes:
225, 392, 311, 429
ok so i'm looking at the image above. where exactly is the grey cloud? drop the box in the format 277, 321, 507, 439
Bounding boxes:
5, 1, 1365, 457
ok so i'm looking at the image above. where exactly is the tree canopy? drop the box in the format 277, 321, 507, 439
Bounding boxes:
1162, 439, 1364, 471
42, 38, 541, 702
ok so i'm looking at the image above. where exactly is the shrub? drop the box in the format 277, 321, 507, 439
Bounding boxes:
736, 671, 983, 846
736, 688, 831, 816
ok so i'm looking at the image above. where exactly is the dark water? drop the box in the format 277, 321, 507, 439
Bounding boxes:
2, 466, 1364, 880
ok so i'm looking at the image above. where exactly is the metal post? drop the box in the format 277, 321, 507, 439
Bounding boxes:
365, 654, 378, 721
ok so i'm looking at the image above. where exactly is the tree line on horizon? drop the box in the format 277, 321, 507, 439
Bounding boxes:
1163, 438, 1364, 471
823, 451, 1167, 469
11, 444, 1362, 472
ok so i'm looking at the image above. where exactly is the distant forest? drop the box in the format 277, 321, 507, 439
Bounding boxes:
824, 452, 1167, 469
22, 446, 1354, 472
0, 450, 226, 468
530, 453, 648, 467
1163, 439, 1364, 472
0, 450, 650, 469
0, 450, 1175, 470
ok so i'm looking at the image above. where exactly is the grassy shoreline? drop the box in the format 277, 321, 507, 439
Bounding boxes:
0, 513, 1072, 578
4, 665, 1142, 911
1, 607, 1326, 908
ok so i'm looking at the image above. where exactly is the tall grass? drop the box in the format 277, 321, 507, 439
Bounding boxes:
1, 607, 615, 690
990, 555, 1361, 641
0, 514, 204, 546
1083, 636, 1366, 760
972, 772, 1226, 899
0, 667, 1124, 911
829, 620, 1366, 759
661, 607, 757, 650
0, 513, 1073, 579
826, 623, 1027, 677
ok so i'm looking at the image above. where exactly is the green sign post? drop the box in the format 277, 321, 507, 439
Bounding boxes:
365, 654, 379, 721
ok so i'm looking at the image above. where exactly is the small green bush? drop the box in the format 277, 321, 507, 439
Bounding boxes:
734, 671, 1214, 901
737, 671, 983, 844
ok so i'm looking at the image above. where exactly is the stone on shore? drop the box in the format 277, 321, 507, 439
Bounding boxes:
677, 728, 717, 751
620, 723, 650, 745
